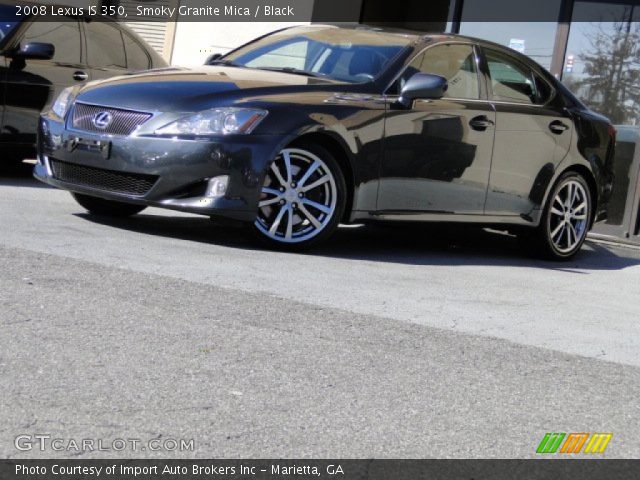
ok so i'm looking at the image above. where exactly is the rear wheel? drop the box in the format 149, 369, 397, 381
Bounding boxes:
72, 193, 146, 217
252, 145, 346, 250
527, 172, 592, 260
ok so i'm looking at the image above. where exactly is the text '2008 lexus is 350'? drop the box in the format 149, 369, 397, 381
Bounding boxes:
35, 25, 615, 260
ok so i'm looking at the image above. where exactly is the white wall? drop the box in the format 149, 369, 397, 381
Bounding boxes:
170, 22, 310, 66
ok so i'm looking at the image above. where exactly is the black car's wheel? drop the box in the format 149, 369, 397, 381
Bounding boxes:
72, 193, 146, 217
529, 171, 592, 260
252, 144, 346, 250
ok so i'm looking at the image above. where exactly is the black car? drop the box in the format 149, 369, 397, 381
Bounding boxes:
0, 4, 166, 162
35, 25, 615, 260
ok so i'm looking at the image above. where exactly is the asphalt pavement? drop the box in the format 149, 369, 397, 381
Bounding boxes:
1, 164, 639, 458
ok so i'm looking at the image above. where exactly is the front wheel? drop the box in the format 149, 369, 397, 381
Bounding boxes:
252, 145, 346, 250
528, 172, 592, 260
72, 193, 147, 217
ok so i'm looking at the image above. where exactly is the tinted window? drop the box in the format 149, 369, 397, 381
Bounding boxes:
21, 21, 81, 64
123, 32, 150, 70
224, 27, 411, 83
86, 22, 126, 69
394, 44, 480, 99
485, 49, 537, 104
417, 44, 479, 99
534, 73, 552, 104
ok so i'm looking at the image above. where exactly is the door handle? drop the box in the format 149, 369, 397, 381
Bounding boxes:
469, 115, 494, 131
549, 120, 569, 134
73, 71, 88, 81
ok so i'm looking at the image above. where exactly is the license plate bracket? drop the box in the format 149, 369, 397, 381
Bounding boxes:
66, 136, 111, 159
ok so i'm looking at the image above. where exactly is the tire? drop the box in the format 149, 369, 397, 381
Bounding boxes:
72, 193, 146, 217
251, 144, 347, 250
526, 171, 592, 260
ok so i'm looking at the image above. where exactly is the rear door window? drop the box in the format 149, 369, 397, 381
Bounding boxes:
485, 49, 539, 104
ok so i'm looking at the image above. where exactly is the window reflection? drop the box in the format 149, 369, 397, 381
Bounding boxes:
458, 0, 561, 69
562, 2, 640, 126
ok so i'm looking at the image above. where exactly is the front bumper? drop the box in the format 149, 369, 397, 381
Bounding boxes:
35, 112, 286, 222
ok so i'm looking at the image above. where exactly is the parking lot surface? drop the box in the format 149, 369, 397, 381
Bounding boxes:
2, 166, 640, 458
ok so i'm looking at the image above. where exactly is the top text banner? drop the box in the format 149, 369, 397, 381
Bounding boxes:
10, 0, 317, 22
7, 0, 639, 22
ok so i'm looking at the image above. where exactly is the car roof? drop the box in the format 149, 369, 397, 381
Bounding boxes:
306, 24, 526, 52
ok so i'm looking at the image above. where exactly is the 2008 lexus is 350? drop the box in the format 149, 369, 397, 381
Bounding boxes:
35, 25, 616, 260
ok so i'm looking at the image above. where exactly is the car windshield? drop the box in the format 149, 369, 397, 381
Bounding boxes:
220, 27, 413, 83
0, 5, 19, 43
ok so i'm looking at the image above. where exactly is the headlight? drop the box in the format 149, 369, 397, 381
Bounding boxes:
51, 87, 75, 119
155, 108, 267, 137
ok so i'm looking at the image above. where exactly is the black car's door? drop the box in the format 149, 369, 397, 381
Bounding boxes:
378, 43, 496, 216
2, 18, 86, 147
480, 47, 572, 217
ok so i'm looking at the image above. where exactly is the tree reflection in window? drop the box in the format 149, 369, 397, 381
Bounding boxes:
563, 2, 639, 126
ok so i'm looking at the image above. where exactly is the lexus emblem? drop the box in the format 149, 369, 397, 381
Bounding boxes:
92, 111, 113, 129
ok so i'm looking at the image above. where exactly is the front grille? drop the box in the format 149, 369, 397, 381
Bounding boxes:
50, 159, 158, 197
71, 103, 152, 136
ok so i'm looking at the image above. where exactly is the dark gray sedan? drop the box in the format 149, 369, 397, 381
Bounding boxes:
35, 25, 615, 259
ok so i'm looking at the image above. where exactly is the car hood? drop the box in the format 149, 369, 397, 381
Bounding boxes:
74, 66, 343, 112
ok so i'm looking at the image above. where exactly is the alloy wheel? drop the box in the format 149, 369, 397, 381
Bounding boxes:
255, 148, 338, 244
547, 179, 589, 254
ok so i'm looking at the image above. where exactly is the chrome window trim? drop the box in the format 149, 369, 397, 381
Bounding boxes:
383, 95, 550, 108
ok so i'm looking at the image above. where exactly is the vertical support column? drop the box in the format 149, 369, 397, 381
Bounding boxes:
549, 0, 574, 78
449, 0, 464, 34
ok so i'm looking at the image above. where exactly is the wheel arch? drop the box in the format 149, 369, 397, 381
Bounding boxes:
287, 132, 356, 223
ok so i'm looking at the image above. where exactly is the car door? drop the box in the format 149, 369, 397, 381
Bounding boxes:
83, 21, 129, 82
481, 47, 572, 217
378, 43, 496, 216
2, 18, 86, 147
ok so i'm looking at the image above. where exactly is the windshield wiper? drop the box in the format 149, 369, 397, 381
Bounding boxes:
208, 59, 242, 67
254, 67, 328, 79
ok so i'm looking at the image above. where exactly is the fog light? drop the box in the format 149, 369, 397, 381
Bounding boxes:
205, 175, 229, 198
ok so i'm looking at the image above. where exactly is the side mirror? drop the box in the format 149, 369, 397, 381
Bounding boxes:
205, 53, 223, 65
398, 73, 447, 108
12, 42, 55, 60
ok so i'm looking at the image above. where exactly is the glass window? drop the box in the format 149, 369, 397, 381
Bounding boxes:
21, 21, 81, 65
393, 44, 480, 99
225, 26, 411, 83
418, 44, 479, 99
123, 32, 150, 70
458, 0, 561, 70
244, 39, 309, 70
86, 22, 126, 69
485, 49, 538, 104
0, 5, 19, 43
566, 3, 640, 237
562, 1, 640, 126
